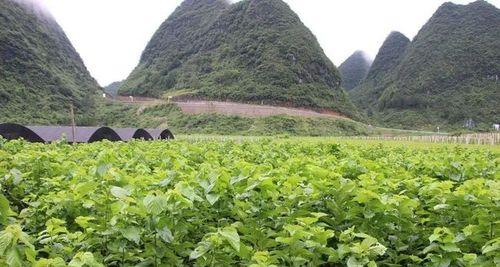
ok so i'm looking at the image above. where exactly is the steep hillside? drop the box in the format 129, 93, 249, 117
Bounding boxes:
120, 0, 358, 118
350, 32, 410, 112
338, 50, 371, 90
104, 81, 122, 96
375, 1, 499, 129
0, 0, 101, 124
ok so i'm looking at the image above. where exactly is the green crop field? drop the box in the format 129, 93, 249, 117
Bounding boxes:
0, 138, 498, 266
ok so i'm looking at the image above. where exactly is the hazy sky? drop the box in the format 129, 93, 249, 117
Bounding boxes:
38, 0, 499, 86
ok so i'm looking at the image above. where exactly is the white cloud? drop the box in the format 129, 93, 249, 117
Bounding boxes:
41, 0, 499, 86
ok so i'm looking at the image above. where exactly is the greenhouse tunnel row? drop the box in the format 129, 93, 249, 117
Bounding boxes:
0, 123, 174, 143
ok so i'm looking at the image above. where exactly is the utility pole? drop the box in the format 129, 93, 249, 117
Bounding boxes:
70, 103, 76, 145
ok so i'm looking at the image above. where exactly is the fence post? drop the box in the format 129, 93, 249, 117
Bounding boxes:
70, 104, 76, 145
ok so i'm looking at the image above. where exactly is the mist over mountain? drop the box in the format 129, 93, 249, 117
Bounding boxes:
120, 0, 358, 118
352, 0, 500, 129
0, 0, 100, 124
338, 50, 371, 91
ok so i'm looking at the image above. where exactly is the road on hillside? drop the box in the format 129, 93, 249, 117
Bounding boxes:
111, 96, 350, 120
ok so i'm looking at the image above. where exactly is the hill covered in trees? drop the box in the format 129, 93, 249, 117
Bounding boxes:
104, 81, 122, 96
0, 0, 101, 124
338, 51, 371, 90
120, 0, 358, 118
350, 32, 410, 113
352, 0, 500, 129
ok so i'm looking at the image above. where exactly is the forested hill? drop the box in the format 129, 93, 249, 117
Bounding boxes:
352, 0, 500, 129
338, 51, 371, 91
350, 32, 410, 112
0, 0, 101, 124
104, 81, 122, 96
120, 0, 359, 118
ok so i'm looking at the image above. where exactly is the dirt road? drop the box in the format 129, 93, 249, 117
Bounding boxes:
111, 96, 349, 120
174, 101, 348, 119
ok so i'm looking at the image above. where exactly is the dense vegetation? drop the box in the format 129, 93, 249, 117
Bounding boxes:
119, 0, 359, 118
96, 102, 370, 136
338, 51, 371, 91
352, 0, 500, 130
350, 32, 410, 113
104, 81, 122, 97
0, 138, 498, 266
0, 0, 101, 125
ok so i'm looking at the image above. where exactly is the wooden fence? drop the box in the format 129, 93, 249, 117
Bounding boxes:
343, 133, 500, 145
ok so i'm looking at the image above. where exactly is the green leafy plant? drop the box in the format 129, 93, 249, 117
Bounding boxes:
0, 137, 497, 265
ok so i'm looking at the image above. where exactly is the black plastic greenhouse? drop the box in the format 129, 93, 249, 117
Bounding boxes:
0, 123, 174, 143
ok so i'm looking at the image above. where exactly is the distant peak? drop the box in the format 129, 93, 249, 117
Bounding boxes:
467, 0, 498, 9
339, 51, 372, 90
245, 0, 294, 10
178, 0, 229, 9
387, 31, 409, 40
383, 31, 411, 46
470, 0, 488, 4
362, 30, 410, 82
439, 1, 459, 9
350, 51, 371, 62
436, 0, 497, 13
249, 0, 285, 3
182, 0, 226, 4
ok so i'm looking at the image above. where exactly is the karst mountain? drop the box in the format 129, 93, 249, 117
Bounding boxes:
0, 0, 100, 124
352, 0, 500, 128
338, 50, 371, 91
120, 0, 358, 117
